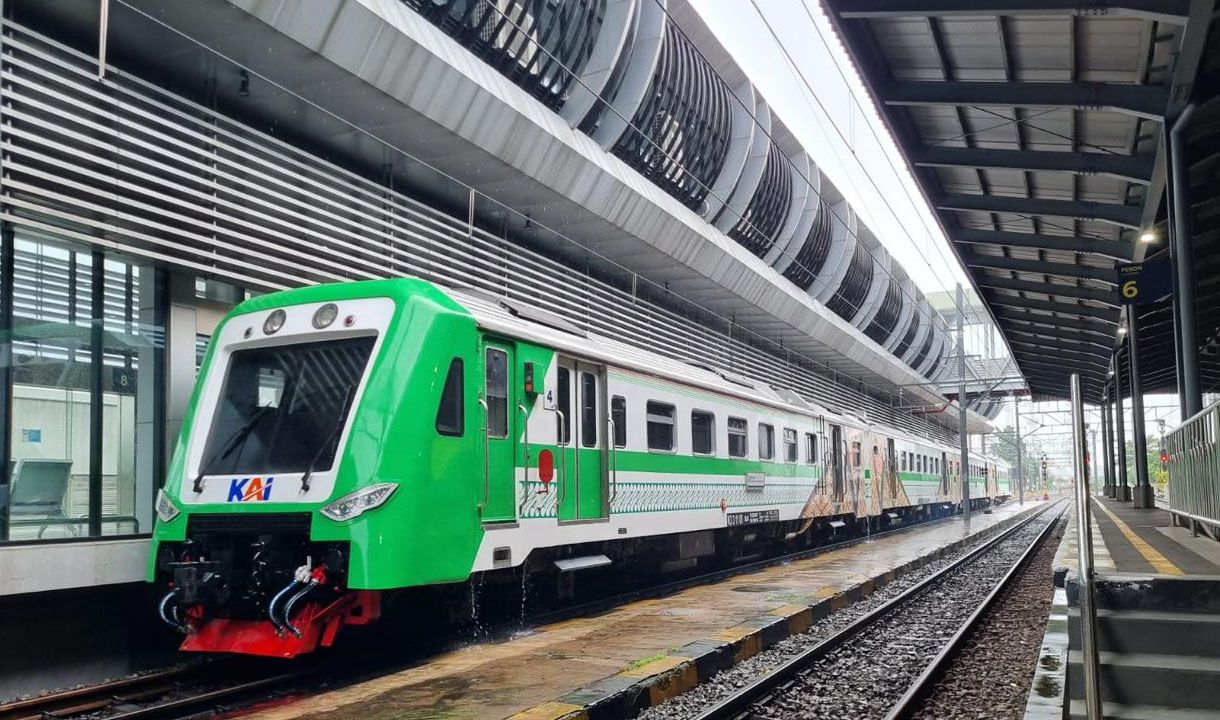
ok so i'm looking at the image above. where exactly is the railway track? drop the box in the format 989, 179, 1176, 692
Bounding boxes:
662, 500, 1066, 720
0, 503, 1026, 720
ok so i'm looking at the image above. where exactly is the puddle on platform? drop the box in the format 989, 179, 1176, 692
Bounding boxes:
732, 584, 788, 593
658, 607, 701, 616
1034, 674, 1062, 698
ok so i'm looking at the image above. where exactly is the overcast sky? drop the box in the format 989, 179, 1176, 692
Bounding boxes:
692, 1, 971, 299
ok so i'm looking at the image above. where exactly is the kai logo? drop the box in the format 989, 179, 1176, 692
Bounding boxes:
227, 476, 274, 502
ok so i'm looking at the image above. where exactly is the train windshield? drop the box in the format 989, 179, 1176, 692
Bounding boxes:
199, 336, 376, 476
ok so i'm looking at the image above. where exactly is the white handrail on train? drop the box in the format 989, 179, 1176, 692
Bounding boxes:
1166, 397, 1220, 538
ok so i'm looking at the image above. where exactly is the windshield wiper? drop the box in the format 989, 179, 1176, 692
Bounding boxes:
300, 386, 354, 493
192, 405, 273, 493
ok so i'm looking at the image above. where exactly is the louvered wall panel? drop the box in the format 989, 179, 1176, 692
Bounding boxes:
0, 21, 954, 443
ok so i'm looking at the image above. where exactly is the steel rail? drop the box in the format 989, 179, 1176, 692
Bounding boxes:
0, 667, 195, 720
883, 502, 1067, 719
525, 502, 1011, 629
0, 502, 1034, 720
690, 500, 1068, 720
104, 672, 305, 720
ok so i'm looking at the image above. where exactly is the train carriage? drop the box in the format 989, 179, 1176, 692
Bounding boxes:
149, 278, 1007, 657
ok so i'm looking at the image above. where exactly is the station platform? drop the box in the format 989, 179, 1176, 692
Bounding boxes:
243, 501, 1045, 720
1029, 495, 1220, 720
1090, 495, 1220, 576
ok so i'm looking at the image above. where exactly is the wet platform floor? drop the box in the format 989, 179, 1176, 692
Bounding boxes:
247, 501, 1045, 720
1090, 495, 1220, 575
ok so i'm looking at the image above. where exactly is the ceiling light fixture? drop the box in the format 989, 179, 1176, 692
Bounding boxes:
1139, 231, 1156, 243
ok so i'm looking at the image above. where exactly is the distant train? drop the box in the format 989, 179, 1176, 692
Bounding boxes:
149, 278, 1010, 657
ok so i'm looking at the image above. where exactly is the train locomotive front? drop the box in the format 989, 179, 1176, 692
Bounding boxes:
149, 280, 485, 657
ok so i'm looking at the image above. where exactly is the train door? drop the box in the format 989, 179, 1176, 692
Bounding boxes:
831, 424, 845, 501
940, 452, 949, 494
480, 340, 516, 522
554, 358, 607, 522
574, 361, 607, 520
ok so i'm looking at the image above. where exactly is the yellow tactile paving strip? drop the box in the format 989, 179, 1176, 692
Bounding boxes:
246, 502, 1043, 720
1091, 497, 1184, 575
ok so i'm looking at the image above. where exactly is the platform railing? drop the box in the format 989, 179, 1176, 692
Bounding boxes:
1071, 373, 1102, 720
1166, 399, 1220, 539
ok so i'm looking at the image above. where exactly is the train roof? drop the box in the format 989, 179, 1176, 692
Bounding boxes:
447, 286, 968, 450
230, 277, 986, 454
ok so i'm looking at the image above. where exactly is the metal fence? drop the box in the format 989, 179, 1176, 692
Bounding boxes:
1166, 399, 1220, 538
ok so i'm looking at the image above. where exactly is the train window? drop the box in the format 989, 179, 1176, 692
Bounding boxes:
758, 423, 775, 461
805, 433, 817, 464
435, 358, 464, 436
611, 396, 627, 448
485, 348, 509, 438
851, 441, 861, 467
646, 401, 676, 451
556, 368, 571, 444
691, 410, 715, 455
728, 417, 748, 458
580, 372, 597, 447
200, 336, 375, 475
783, 429, 798, 463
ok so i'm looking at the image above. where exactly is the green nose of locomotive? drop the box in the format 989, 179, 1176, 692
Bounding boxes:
150, 285, 406, 655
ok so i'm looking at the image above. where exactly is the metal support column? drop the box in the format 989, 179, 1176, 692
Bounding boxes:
957, 284, 970, 521
1170, 104, 1201, 419
1115, 372, 1131, 502
88, 250, 104, 536
1107, 390, 1117, 497
0, 225, 13, 541
1129, 312, 1155, 508
1072, 373, 1104, 720
1014, 394, 1024, 506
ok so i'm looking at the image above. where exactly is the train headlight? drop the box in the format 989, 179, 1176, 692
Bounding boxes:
263, 309, 286, 335
312, 303, 338, 329
155, 488, 181, 524
320, 483, 398, 522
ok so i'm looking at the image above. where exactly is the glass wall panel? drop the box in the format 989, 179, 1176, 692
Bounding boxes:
6, 235, 93, 540
1, 228, 164, 542
101, 257, 163, 536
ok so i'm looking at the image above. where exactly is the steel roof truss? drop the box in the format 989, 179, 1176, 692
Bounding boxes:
915, 146, 1153, 184
937, 194, 1143, 229
967, 254, 1115, 283
955, 228, 1133, 261
833, 0, 1189, 23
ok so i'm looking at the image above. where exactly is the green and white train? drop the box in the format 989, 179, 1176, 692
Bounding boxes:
149, 278, 1010, 657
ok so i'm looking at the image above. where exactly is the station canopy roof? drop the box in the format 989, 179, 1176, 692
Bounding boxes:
826, 1, 1220, 404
